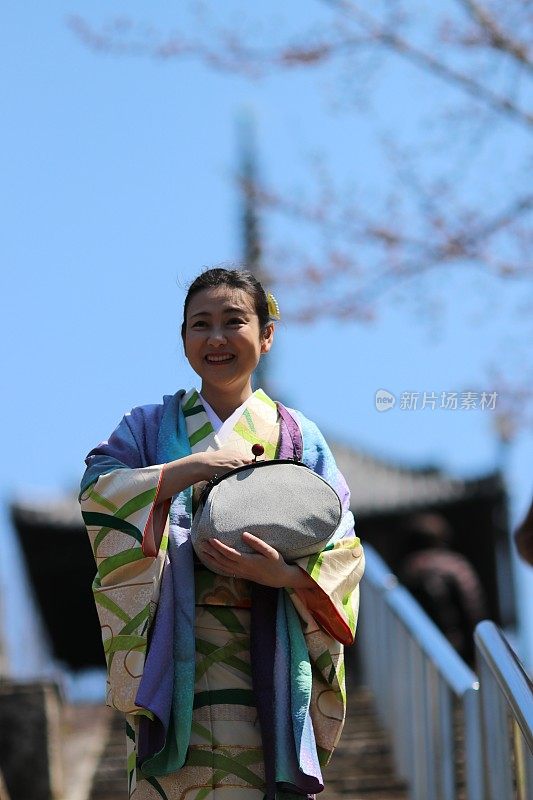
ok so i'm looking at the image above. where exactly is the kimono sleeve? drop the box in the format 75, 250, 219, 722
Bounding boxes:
288, 414, 365, 646
283, 414, 365, 764
80, 408, 171, 714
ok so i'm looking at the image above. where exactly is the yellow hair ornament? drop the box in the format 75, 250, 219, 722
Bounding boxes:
267, 292, 281, 320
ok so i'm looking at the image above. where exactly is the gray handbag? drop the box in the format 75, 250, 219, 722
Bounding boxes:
190, 404, 343, 573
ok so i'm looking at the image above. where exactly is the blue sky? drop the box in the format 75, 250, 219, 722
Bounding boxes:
2, 2, 532, 675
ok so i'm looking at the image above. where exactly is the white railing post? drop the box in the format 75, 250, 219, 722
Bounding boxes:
359, 548, 533, 799
474, 620, 533, 800
462, 685, 484, 800
360, 545, 484, 799
436, 673, 455, 800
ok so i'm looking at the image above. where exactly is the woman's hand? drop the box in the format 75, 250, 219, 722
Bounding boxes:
197, 448, 253, 482
199, 532, 312, 589
158, 447, 252, 502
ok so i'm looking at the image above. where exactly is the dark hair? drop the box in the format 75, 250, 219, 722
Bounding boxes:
181, 267, 270, 340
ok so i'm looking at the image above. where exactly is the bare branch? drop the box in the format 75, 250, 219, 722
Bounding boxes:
249, 156, 532, 324
248, 163, 532, 275
453, 0, 533, 70
69, 4, 533, 127
319, 0, 533, 128
66, 14, 367, 75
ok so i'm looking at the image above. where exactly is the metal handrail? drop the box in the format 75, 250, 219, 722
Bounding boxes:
474, 620, 533, 800
359, 545, 484, 799
475, 621, 533, 747
387, 585, 477, 696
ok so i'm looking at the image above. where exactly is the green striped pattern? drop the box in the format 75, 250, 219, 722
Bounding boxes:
288, 536, 365, 765
129, 606, 267, 797
81, 464, 168, 714
232, 419, 277, 460
302, 537, 362, 636
182, 387, 280, 459
181, 388, 218, 454
174, 606, 265, 796
126, 383, 281, 798
253, 388, 277, 410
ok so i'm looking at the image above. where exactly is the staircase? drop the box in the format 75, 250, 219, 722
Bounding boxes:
322, 685, 408, 799
86, 710, 128, 800
82, 677, 408, 800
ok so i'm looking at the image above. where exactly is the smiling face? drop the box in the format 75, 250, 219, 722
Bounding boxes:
183, 286, 274, 403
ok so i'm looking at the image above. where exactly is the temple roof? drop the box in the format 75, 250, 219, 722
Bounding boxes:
330, 441, 504, 517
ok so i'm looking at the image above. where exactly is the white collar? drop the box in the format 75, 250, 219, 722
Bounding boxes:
198, 393, 250, 438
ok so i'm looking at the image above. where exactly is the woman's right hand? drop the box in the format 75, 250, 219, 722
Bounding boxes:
158, 447, 253, 503
196, 448, 253, 481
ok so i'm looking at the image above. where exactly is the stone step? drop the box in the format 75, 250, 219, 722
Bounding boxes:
320, 679, 409, 800
60, 703, 113, 800
88, 712, 127, 800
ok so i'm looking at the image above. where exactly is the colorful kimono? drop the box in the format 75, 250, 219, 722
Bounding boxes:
80, 388, 364, 800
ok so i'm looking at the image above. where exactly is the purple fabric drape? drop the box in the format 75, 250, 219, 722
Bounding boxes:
250, 404, 320, 799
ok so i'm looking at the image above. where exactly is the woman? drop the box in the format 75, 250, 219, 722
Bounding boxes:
80, 268, 365, 800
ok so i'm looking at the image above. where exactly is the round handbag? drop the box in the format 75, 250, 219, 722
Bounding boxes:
190, 404, 343, 574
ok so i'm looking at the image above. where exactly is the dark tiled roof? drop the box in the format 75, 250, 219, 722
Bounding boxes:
11, 495, 84, 529
330, 441, 503, 517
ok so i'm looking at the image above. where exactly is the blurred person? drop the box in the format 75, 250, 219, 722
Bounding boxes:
398, 513, 487, 664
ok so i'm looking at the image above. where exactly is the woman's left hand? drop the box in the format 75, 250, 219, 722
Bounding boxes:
200, 532, 299, 589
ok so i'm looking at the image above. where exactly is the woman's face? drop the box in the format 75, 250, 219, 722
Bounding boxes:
183, 286, 274, 395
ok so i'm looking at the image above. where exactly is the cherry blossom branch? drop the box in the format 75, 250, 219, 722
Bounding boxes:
319, 0, 533, 128
67, 5, 533, 127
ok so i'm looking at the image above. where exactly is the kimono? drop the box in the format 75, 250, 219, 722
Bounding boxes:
80, 388, 365, 800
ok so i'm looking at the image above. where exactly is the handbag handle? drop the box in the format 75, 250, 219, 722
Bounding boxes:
276, 402, 303, 461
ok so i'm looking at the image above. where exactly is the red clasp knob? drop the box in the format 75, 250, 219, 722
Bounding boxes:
251, 443, 265, 462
